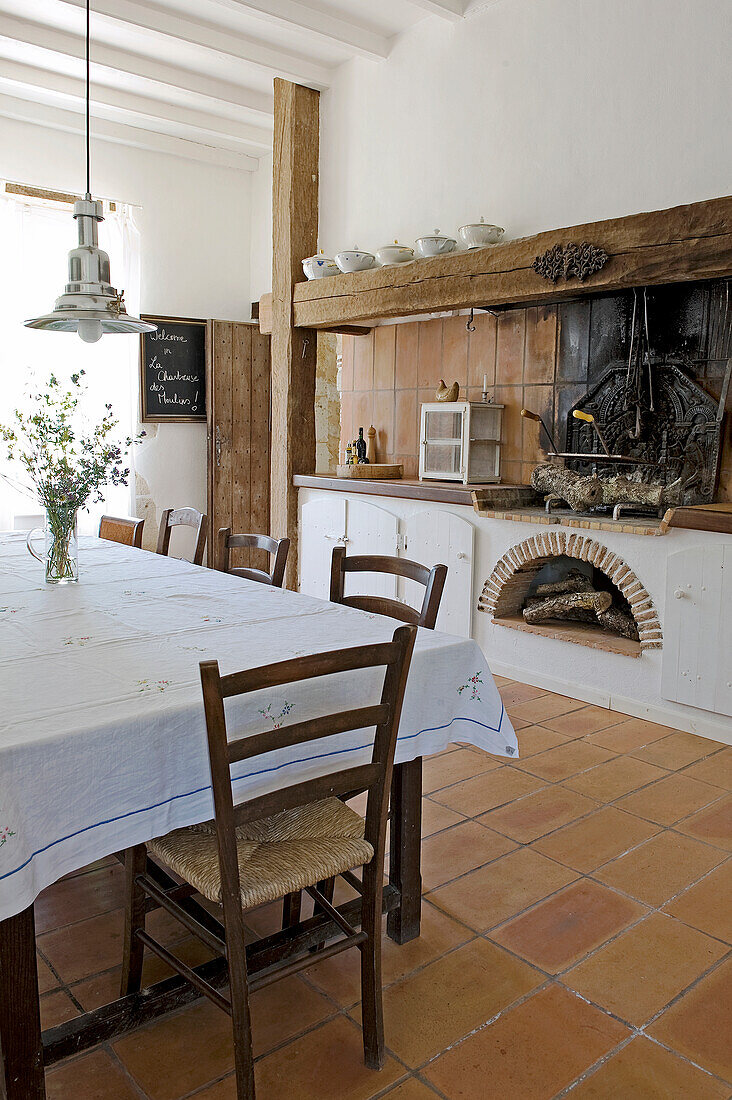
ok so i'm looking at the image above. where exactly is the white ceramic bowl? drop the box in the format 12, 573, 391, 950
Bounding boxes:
334, 249, 375, 273
302, 254, 339, 279
376, 243, 414, 266
458, 221, 505, 248
414, 230, 457, 258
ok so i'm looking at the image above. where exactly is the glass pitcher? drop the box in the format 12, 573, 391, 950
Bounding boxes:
26, 506, 79, 584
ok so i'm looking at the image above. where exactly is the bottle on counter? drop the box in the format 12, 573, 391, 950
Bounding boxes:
356, 426, 368, 463
345, 442, 353, 465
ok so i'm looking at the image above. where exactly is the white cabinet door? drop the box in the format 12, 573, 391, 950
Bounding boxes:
403, 509, 474, 636
343, 499, 399, 599
662, 544, 731, 717
299, 496, 346, 599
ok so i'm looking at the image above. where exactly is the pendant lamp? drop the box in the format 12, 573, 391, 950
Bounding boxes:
24, 0, 155, 342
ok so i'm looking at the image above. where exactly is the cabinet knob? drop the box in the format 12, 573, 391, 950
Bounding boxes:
674, 589, 687, 599
456, 552, 469, 560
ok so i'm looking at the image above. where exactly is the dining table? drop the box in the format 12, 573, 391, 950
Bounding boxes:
0, 531, 516, 1098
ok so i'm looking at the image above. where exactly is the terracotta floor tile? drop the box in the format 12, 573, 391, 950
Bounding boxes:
594, 830, 725, 906
649, 957, 732, 1082
506, 710, 533, 731
35, 863, 125, 934
682, 748, 732, 789
676, 794, 732, 850
516, 724, 574, 758
569, 1035, 730, 1099
38, 908, 126, 984
425, 983, 629, 1100
420, 820, 516, 889
256, 1015, 403, 1099
248, 975, 336, 1058
46, 1050, 142, 1100
515, 740, 615, 782
114, 998, 236, 1099
585, 717, 673, 753
421, 797, 466, 837
500, 682, 549, 707
427, 847, 578, 931
37, 953, 59, 994
508, 693, 585, 724
479, 785, 597, 843
532, 807, 660, 873
363, 937, 541, 1067
306, 904, 471, 1008
541, 706, 627, 738
40, 989, 79, 1029
493, 674, 515, 687
491, 879, 646, 974
565, 912, 727, 1025
71, 936, 216, 1011
422, 747, 501, 794
663, 861, 732, 943
564, 756, 668, 802
380, 1078, 438, 1099
616, 773, 724, 826
430, 766, 545, 817
632, 731, 722, 770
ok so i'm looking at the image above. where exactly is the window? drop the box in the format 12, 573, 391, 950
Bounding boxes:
0, 185, 143, 533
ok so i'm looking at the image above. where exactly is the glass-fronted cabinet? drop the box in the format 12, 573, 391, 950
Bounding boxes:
419, 401, 503, 484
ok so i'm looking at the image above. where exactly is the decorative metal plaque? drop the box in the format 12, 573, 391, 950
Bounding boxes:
533, 242, 609, 282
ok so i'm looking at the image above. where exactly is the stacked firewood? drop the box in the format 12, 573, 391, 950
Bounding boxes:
523, 569, 639, 640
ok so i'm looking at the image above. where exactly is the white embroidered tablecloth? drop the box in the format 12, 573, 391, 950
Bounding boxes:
0, 533, 516, 920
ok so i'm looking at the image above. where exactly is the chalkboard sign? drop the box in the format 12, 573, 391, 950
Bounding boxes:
139, 316, 207, 423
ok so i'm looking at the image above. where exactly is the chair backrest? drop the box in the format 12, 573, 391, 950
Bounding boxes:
157, 507, 207, 567
216, 528, 290, 588
99, 515, 144, 548
329, 546, 447, 629
199, 625, 416, 927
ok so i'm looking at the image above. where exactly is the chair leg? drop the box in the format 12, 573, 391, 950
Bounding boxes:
120, 844, 148, 996
282, 891, 302, 927
226, 913, 256, 1098
310, 877, 335, 952
359, 860, 385, 1070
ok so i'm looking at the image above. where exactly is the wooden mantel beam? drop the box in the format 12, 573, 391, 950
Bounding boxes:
258, 195, 732, 334
270, 78, 319, 588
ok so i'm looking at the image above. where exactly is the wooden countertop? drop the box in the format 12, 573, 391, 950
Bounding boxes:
295, 475, 732, 534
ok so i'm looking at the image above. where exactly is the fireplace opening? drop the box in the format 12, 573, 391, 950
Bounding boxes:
479, 532, 663, 657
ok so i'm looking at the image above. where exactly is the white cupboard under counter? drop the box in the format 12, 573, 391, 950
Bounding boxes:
297, 480, 732, 746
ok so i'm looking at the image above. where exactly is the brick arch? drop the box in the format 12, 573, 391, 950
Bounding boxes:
478, 530, 662, 650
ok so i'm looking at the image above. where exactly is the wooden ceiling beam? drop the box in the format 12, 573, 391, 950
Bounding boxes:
404, 0, 465, 22
270, 78, 320, 588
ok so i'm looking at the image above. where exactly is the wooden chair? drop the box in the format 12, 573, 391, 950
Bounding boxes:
98, 515, 144, 548
329, 545, 448, 629
120, 626, 416, 1098
216, 528, 290, 588
157, 507, 207, 567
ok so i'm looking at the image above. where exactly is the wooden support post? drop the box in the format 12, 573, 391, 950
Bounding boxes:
0, 906, 45, 1099
270, 78, 319, 589
387, 758, 423, 944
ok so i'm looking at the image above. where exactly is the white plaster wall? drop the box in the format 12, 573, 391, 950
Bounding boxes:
249, 152, 273, 307
299, 487, 732, 745
0, 115, 253, 546
317, 0, 732, 252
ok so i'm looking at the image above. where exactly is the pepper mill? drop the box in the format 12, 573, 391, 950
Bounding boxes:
366, 425, 377, 464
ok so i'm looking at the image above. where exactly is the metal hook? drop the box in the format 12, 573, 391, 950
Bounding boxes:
301, 336, 309, 359
466, 308, 476, 333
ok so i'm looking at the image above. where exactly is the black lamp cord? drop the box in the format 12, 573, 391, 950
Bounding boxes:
85, 0, 91, 198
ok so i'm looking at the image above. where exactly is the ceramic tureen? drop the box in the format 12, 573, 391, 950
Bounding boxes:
375, 241, 414, 266
414, 230, 457, 258
457, 217, 505, 249
302, 250, 339, 279
334, 248, 375, 273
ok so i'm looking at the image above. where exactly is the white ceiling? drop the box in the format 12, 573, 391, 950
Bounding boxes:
0, 0, 476, 171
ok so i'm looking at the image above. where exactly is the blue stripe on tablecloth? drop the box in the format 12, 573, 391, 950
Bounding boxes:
0, 705, 504, 885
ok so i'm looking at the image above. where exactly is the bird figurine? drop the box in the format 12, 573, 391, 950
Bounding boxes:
435, 379, 460, 402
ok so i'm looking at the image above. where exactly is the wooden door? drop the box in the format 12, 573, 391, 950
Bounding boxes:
344, 500, 399, 600
207, 321, 271, 570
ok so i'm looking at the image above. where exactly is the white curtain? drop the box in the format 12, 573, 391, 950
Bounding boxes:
0, 189, 142, 534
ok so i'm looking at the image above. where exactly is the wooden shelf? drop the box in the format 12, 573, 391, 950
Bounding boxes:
258, 195, 732, 334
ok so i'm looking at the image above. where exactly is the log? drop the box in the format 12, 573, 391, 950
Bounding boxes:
523, 590, 612, 624
530, 464, 603, 511
597, 606, 639, 640
599, 476, 665, 508
534, 570, 594, 598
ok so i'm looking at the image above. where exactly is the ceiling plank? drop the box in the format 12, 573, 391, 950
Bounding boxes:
0, 58, 273, 155
0, 91, 259, 169
0, 13, 274, 122
55, 0, 333, 89
404, 0, 465, 20
208, 0, 390, 61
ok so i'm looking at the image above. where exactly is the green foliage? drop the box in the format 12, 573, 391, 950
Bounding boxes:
0, 371, 142, 513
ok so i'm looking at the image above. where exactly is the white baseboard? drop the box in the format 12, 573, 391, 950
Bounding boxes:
488, 660, 732, 746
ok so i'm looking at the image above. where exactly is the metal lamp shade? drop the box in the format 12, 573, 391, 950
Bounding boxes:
24, 198, 155, 339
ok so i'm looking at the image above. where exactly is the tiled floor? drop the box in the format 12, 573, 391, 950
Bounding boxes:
36, 680, 731, 1099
